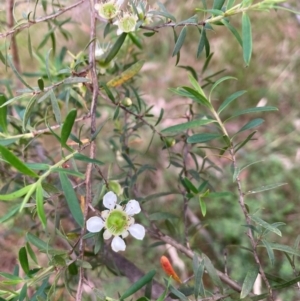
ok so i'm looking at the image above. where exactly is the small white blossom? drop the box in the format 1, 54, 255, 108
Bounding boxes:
95, 42, 114, 74
95, 0, 121, 20
86, 191, 145, 252
114, 13, 138, 35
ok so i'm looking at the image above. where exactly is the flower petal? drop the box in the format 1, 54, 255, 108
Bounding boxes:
86, 216, 104, 233
128, 224, 145, 240
125, 200, 141, 215
103, 191, 117, 209
103, 229, 112, 240
111, 236, 126, 252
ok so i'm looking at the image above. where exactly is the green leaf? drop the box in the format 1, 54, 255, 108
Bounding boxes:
242, 12, 252, 66
237, 118, 264, 133
261, 243, 300, 257
50, 90, 61, 124
120, 270, 156, 300
26, 232, 54, 252
19, 283, 27, 301
168, 284, 189, 301
218, 90, 247, 114
209, 76, 236, 100
59, 172, 84, 227
172, 26, 187, 57
23, 96, 37, 131
197, 29, 208, 58
26, 242, 38, 265
272, 275, 300, 290
0, 205, 20, 222
199, 197, 207, 216
0, 94, 8, 133
104, 33, 127, 64
222, 19, 242, 47
0, 185, 34, 201
203, 254, 223, 292
19, 247, 30, 275
171, 86, 211, 108
234, 131, 257, 153
36, 184, 46, 228
7, 55, 33, 90
0, 145, 38, 177
262, 239, 275, 266
187, 133, 221, 144
227, 106, 278, 120
213, 0, 225, 9
246, 183, 287, 195
73, 153, 104, 165
227, 0, 235, 10
162, 119, 216, 134
102, 83, 115, 103
149, 212, 178, 221
61, 109, 77, 147
250, 215, 282, 236
194, 259, 205, 298
182, 177, 198, 194
240, 264, 259, 299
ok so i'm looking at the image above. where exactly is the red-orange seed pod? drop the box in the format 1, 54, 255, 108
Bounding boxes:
160, 256, 182, 284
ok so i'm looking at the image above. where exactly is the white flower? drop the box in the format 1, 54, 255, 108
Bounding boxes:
95, 42, 115, 74
114, 13, 138, 35
86, 191, 145, 252
95, 0, 121, 20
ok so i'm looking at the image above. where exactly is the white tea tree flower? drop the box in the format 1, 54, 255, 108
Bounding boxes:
95, 42, 114, 74
94, 0, 122, 20
114, 13, 138, 35
86, 191, 145, 252
130, 0, 153, 25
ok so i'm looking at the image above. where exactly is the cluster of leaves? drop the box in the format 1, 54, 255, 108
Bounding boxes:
0, 0, 300, 300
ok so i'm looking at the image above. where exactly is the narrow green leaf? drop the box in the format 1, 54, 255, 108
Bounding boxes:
197, 28, 207, 58
61, 109, 77, 147
102, 83, 115, 103
187, 133, 221, 144
50, 90, 61, 124
0, 272, 22, 281
182, 177, 198, 194
0, 94, 8, 133
188, 73, 205, 96
172, 26, 187, 57
227, 0, 236, 10
0, 205, 19, 222
0, 185, 34, 201
209, 76, 236, 100
120, 270, 156, 300
234, 131, 257, 153
0, 50, 6, 66
37, 88, 53, 104
104, 33, 127, 64
162, 119, 216, 134
0, 145, 38, 177
250, 215, 282, 236
63, 77, 90, 84
194, 260, 205, 298
213, 0, 225, 9
240, 264, 259, 299
23, 96, 37, 131
246, 183, 287, 195
73, 153, 104, 165
36, 184, 46, 228
261, 243, 300, 257
242, 12, 252, 66
26, 233, 53, 252
169, 285, 189, 301
262, 239, 275, 266
272, 275, 300, 290
237, 118, 264, 133
228, 106, 278, 120
19, 283, 27, 301
199, 197, 207, 216
26, 242, 38, 265
172, 86, 211, 107
19, 247, 30, 275
155, 108, 164, 126
45, 48, 53, 82
59, 172, 84, 227
203, 254, 223, 292
7, 56, 33, 90
222, 19, 242, 47
27, 30, 33, 59
218, 90, 247, 114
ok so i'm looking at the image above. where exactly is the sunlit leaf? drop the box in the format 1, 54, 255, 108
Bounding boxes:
36, 184, 46, 228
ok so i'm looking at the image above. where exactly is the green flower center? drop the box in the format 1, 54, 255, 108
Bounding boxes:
106, 209, 128, 235
100, 3, 118, 19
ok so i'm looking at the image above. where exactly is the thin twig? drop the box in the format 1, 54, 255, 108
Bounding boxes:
0, 0, 87, 38
75, 0, 98, 299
